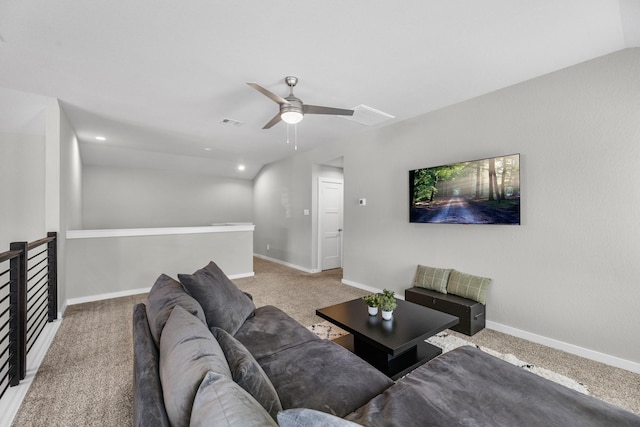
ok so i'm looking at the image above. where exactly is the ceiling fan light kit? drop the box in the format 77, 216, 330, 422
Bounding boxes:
280, 107, 303, 125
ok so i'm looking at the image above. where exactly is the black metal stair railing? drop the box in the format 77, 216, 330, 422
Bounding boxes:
0, 232, 57, 399
0, 247, 22, 399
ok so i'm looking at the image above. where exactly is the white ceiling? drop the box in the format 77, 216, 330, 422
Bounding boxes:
0, 1, 638, 179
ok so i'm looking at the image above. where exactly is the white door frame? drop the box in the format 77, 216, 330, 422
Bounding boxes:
317, 177, 344, 271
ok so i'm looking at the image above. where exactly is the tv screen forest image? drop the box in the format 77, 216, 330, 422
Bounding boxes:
410, 154, 520, 224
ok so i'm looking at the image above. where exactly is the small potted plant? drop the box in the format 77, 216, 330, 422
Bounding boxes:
362, 293, 381, 316
380, 289, 397, 320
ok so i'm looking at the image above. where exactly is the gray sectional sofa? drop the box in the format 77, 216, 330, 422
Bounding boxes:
133, 261, 640, 426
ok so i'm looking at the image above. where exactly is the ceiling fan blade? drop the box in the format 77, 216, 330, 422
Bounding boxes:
303, 105, 354, 116
262, 112, 283, 129
247, 82, 289, 105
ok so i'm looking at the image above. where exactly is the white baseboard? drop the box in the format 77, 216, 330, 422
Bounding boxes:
0, 319, 61, 427
341, 278, 383, 295
253, 254, 319, 274
341, 279, 405, 300
486, 321, 640, 375
64, 271, 255, 307
58, 304, 67, 319
67, 287, 151, 306
229, 272, 255, 280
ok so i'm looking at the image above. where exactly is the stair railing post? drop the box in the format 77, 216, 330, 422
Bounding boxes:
47, 232, 58, 322
9, 241, 27, 383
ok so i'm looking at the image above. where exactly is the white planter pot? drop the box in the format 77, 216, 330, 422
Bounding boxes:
367, 306, 379, 316
381, 310, 393, 320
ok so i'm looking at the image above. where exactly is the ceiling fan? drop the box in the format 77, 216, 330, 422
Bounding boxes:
247, 76, 354, 129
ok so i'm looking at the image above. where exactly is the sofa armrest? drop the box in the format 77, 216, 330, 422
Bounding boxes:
133, 303, 170, 427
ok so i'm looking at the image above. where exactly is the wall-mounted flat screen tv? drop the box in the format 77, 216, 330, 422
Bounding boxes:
410, 154, 520, 225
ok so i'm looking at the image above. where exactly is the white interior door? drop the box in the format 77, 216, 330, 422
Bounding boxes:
319, 178, 343, 270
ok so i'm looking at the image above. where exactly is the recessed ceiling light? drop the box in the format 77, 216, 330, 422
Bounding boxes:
95, 136, 106, 141
204, 147, 212, 151
238, 165, 246, 171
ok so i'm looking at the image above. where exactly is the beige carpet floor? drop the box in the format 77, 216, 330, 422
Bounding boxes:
10, 257, 640, 425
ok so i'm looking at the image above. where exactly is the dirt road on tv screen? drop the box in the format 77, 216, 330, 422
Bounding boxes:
411, 196, 520, 224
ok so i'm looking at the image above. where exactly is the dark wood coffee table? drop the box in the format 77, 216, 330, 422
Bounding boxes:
316, 298, 459, 380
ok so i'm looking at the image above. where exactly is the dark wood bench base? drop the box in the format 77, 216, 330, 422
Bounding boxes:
405, 287, 485, 336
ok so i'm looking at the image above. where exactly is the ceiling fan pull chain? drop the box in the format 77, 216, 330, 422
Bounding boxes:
294, 124, 298, 151
286, 123, 290, 144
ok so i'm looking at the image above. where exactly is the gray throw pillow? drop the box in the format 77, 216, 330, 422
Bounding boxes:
159, 306, 232, 427
278, 408, 361, 427
178, 261, 255, 335
146, 273, 207, 348
190, 371, 278, 427
447, 269, 492, 304
413, 265, 452, 294
211, 327, 283, 420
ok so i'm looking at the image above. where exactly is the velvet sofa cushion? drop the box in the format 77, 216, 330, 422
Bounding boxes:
233, 305, 321, 361
346, 346, 640, 427
178, 261, 255, 335
146, 273, 207, 348
413, 264, 452, 294
159, 306, 232, 427
258, 339, 394, 417
278, 408, 361, 427
190, 371, 278, 427
210, 327, 282, 420
132, 304, 170, 427
446, 269, 491, 304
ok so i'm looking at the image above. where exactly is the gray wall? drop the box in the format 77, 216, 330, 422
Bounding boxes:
253, 153, 347, 271
47, 102, 83, 312
253, 156, 313, 267
82, 165, 253, 229
252, 48, 640, 364
0, 133, 46, 249
60, 110, 83, 231
66, 231, 253, 300
0, 87, 50, 250
0, 99, 81, 313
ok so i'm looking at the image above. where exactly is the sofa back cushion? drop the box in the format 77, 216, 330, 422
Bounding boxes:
413, 265, 452, 294
159, 305, 232, 427
211, 327, 282, 420
146, 274, 207, 348
190, 371, 278, 427
447, 270, 491, 304
132, 304, 170, 427
178, 261, 256, 335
